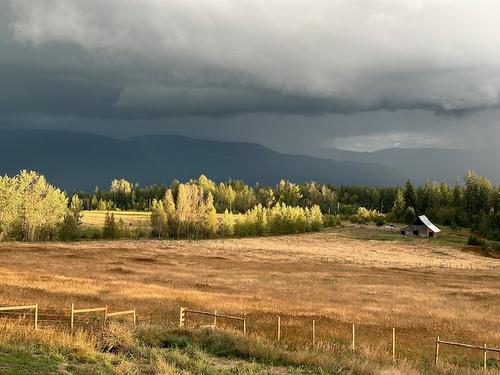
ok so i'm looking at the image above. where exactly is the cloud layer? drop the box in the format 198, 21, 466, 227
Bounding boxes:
6, 0, 500, 116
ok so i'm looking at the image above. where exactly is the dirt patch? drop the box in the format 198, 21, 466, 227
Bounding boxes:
131, 257, 157, 263
107, 267, 136, 274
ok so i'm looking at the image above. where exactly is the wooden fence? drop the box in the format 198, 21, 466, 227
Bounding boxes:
0, 304, 38, 329
0, 302, 498, 370
303, 255, 498, 270
275, 318, 396, 361
435, 336, 500, 369
106, 309, 137, 326
0, 304, 136, 331
70, 304, 107, 331
179, 307, 246, 334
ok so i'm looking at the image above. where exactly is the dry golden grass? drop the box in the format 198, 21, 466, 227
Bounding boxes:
81, 210, 151, 229
0, 227, 499, 370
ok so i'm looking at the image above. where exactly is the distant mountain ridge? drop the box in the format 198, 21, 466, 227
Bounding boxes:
313, 147, 500, 184
0, 129, 404, 191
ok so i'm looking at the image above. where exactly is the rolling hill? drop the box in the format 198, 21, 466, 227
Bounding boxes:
0, 129, 404, 191
313, 147, 500, 184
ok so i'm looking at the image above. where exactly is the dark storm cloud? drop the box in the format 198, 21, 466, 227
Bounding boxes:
2, 1, 500, 152
4, 0, 500, 119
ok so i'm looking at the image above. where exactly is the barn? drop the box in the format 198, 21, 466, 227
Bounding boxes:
400, 215, 441, 237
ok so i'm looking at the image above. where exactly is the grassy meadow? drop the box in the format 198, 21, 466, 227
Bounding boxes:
81, 210, 152, 232
0, 226, 499, 373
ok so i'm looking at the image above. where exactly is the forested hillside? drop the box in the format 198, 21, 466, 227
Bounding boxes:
0, 129, 404, 191
313, 147, 500, 184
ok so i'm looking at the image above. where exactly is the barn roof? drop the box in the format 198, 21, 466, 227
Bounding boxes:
416, 215, 441, 233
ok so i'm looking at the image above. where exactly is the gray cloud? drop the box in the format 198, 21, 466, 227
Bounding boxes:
2, 1, 500, 153
4, 0, 500, 118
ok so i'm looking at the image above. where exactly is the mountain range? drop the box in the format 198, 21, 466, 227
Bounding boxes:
312, 147, 499, 185
0, 129, 404, 191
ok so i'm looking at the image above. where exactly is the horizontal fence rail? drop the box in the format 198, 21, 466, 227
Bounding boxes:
179, 307, 246, 334
73, 307, 107, 314
71, 304, 107, 331
435, 336, 500, 369
106, 310, 137, 326
0, 304, 38, 329
301, 255, 498, 270
1, 302, 498, 371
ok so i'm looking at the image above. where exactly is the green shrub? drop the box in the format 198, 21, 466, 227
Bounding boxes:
58, 215, 80, 241
102, 212, 118, 239
136, 327, 190, 349
374, 215, 386, 226
467, 235, 485, 246
403, 207, 416, 225
323, 214, 339, 227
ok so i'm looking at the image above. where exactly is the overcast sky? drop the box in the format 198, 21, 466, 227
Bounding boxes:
1, 0, 500, 152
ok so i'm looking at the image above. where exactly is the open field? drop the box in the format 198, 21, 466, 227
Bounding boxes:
0, 227, 499, 373
81, 210, 152, 229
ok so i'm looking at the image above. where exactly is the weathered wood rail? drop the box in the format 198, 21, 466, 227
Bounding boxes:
0, 303, 498, 370
179, 307, 246, 334
0, 304, 38, 329
435, 336, 500, 369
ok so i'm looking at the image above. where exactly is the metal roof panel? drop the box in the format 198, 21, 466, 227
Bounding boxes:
418, 215, 441, 233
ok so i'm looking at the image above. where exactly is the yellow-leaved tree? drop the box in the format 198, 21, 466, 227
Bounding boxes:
0, 170, 67, 241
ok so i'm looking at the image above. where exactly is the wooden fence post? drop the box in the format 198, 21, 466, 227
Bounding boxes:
312, 320, 316, 347
435, 336, 440, 365
104, 305, 108, 327
392, 328, 396, 361
34, 304, 38, 330
243, 313, 247, 335
214, 310, 217, 327
277, 316, 281, 342
70, 303, 74, 332
179, 307, 185, 327
483, 343, 487, 370
352, 324, 355, 351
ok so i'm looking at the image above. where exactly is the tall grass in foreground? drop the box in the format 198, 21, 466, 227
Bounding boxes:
0, 322, 495, 374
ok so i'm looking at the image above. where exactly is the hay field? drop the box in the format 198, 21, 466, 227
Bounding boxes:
0, 227, 499, 370
81, 210, 151, 229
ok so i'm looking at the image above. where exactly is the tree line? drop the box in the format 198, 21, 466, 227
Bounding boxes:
2, 170, 500, 242
76, 177, 405, 217
78, 171, 500, 241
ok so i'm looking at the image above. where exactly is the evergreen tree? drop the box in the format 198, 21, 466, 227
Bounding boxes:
91, 194, 98, 209
103, 212, 118, 239
452, 181, 464, 208
404, 180, 417, 211
70, 195, 83, 225
96, 199, 107, 211
59, 194, 84, 241
403, 207, 416, 225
